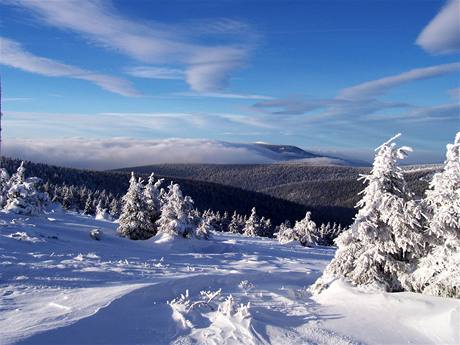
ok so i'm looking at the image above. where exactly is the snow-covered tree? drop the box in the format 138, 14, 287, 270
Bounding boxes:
95, 200, 110, 220
117, 173, 155, 240
4, 161, 48, 215
312, 134, 425, 293
0, 168, 10, 208
144, 173, 163, 226
293, 211, 318, 247
228, 211, 242, 234
156, 183, 197, 238
220, 211, 230, 232
259, 216, 273, 237
196, 214, 212, 240
109, 197, 120, 218
275, 220, 297, 244
317, 222, 344, 246
61, 185, 75, 210
243, 207, 261, 237
409, 132, 460, 298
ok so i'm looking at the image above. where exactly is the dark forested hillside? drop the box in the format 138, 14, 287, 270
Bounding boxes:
1, 157, 355, 227
2, 157, 437, 228
120, 163, 439, 208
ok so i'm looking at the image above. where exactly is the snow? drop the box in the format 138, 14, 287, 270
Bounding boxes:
0, 208, 458, 345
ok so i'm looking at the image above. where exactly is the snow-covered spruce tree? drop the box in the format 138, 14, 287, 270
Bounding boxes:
0, 168, 10, 208
156, 183, 198, 238
312, 134, 425, 293
293, 211, 318, 247
109, 197, 120, 218
409, 132, 460, 298
117, 173, 155, 240
220, 211, 230, 232
196, 213, 212, 240
4, 161, 48, 215
83, 192, 94, 215
243, 207, 261, 237
144, 173, 164, 228
228, 211, 242, 234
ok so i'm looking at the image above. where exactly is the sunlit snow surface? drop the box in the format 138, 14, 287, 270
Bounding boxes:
0, 208, 458, 345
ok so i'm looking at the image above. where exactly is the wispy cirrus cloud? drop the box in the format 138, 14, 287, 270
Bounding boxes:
365, 103, 460, 122
339, 62, 460, 100
4, 0, 255, 92
174, 91, 274, 100
124, 66, 184, 80
0, 37, 140, 96
254, 62, 460, 124
416, 0, 460, 54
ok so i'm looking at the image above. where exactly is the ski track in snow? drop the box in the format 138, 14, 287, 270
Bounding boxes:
0, 209, 458, 345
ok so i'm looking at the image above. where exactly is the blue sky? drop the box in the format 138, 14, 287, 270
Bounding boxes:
0, 0, 459, 166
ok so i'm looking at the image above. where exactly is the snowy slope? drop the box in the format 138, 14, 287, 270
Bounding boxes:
0, 209, 458, 345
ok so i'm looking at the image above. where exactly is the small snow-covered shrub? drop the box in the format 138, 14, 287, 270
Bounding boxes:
274, 220, 296, 244
90, 228, 103, 241
7, 231, 43, 243
95, 201, 111, 221
218, 295, 251, 319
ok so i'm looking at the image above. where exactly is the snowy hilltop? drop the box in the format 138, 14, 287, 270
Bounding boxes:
0, 133, 459, 345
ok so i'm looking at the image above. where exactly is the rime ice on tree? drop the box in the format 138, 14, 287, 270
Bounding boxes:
312, 134, 425, 293
117, 172, 155, 240
156, 183, 197, 238
5, 161, 48, 215
410, 132, 460, 298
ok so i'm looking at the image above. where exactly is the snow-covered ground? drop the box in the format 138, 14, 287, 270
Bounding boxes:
0, 209, 458, 345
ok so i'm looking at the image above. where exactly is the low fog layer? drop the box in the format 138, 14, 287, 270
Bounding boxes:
4, 138, 440, 170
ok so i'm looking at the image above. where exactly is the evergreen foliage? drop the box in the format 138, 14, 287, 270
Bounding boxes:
117, 173, 155, 240
409, 132, 460, 298
4, 162, 48, 215
312, 134, 426, 293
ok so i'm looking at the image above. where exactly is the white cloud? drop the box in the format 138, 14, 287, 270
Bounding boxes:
448, 87, 460, 100
124, 66, 184, 80
416, 0, 460, 54
174, 91, 273, 100
339, 62, 460, 100
4, 0, 253, 92
4, 138, 277, 170
3, 97, 33, 102
0, 37, 139, 96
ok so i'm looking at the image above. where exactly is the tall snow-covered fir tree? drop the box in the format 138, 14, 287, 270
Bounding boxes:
312, 134, 425, 293
228, 211, 242, 234
409, 132, 460, 298
117, 173, 155, 240
243, 207, 261, 237
4, 161, 48, 215
144, 173, 163, 229
156, 183, 197, 238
